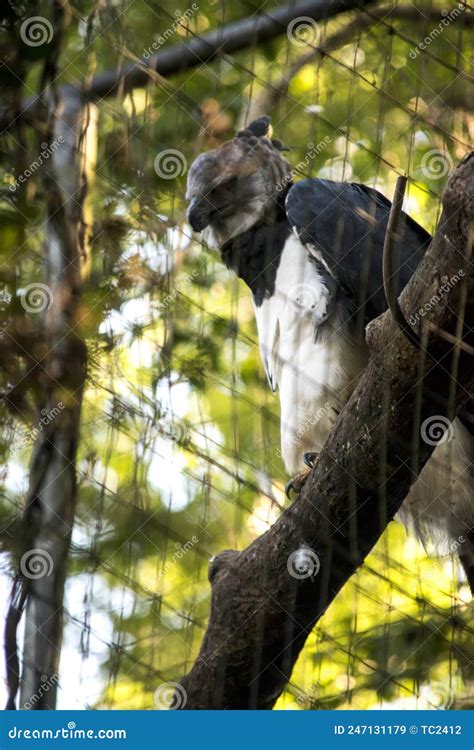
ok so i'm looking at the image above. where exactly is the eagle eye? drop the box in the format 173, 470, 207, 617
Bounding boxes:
217, 176, 238, 193
210, 176, 239, 207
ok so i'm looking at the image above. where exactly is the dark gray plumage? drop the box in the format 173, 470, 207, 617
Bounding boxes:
286, 178, 431, 325
185, 116, 474, 591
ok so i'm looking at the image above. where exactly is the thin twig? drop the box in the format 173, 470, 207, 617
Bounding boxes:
383, 175, 423, 349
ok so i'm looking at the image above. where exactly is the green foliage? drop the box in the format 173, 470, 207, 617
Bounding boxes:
0, 0, 472, 710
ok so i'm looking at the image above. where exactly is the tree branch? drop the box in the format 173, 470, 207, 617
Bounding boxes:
177, 154, 474, 709
0, 0, 376, 132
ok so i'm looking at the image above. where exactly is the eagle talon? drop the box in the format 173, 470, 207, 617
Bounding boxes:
303, 452, 319, 469
285, 478, 296, 499
285, 466, 312, 499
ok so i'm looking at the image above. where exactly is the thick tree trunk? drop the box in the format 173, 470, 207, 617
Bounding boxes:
178, 154, 474, 709
5, 92, 96, 710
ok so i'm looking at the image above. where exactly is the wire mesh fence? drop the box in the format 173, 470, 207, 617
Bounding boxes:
0, 0, 472, 710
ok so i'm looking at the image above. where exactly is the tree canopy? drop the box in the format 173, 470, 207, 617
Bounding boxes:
0, 0, 472, 710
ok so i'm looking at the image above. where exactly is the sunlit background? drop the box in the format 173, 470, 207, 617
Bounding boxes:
0, 0, 473, 709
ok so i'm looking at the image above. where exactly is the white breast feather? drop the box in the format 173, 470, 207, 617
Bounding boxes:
253, 233, 368, 473
252, 233, 474, 561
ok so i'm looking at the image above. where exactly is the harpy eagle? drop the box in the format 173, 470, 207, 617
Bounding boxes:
185, 115, 474, 591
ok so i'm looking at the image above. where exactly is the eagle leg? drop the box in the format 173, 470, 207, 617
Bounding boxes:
285, 453, 319, 499
303, 452, 318, 469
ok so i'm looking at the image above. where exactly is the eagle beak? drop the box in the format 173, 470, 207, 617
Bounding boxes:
187, 197, 210, 232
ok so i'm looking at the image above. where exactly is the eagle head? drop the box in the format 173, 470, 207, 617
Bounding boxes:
186, 115, 292, 247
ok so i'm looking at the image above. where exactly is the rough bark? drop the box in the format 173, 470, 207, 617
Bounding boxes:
2, 0, 374, 709
4, 91, 95, 710
178, 154, 474, 709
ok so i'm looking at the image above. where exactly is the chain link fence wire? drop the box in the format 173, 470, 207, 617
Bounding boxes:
0, 0, 472, 710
